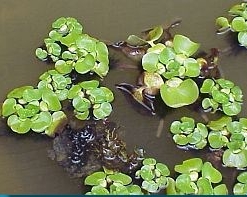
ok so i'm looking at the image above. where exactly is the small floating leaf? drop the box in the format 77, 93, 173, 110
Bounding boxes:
2, 98, 16, 117
72, 96, 91, 112
55, 60, 73, 74
31, 111, 52, 132
41, 89, 62, 111
173, 34, 200, 57
108, 173, 132, 185
222, 101, 241, 116
7, 86, 34, 99
7, 115, 31, 134
93, 102, 112, 119
201, 162, 222, 183
175, 158, 203, 174
142, 52, 159, 72
85, 171, 106, 186
35, 48, 48, 60
223, 149, 247, 168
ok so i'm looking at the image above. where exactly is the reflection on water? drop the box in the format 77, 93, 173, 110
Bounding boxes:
0, 0, 247, 194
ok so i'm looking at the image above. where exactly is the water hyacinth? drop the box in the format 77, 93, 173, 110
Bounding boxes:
36, 17, 109, 78
200, 78, 243, 116
166, 158, 228, 195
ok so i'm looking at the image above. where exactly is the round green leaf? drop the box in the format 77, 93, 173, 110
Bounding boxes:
93, 102, 112, 119
222, 102, 241, 116
156, 163, 170, 176
238, 31, 247, 46
96, 41, 109, 63
223, 149, 247, 168
85, 171, 106, 186
184, 58, 200, 77
7, 86, 34, 99
159, 47, 176, 65
79, 80, 99, 90
175, 174, 194, 194
55, 60, 73, 74
142, 52, 159, 72
173, 34, 200, 57
23, 89, 42, 102
108, 173, 132, 185
175, 158, 203, 174
143, 158, 156, 166
160, 78, 199, 108
197, 177, 213, 195
212, 89, 229, 104
201, 162, 222, 183
75, 110, 89, 120
72, 96, 91, 112
7, 115, 31, 134
231, 17, 247, 32
90, 185, 109, 195
31, 111, 52, 132
41, 89, 61, 111
67, 85, 81, 99
237, 172, 247, 184
35, 48, 48, 60
216, 17, 230, 28
142, 180, 159, 193
47, 43, 61, 56
173, 134, 189, 146
213, 184, 228, 195
200, 79, 215, 93
2, 98, 16, 117
147, 26, 163, 42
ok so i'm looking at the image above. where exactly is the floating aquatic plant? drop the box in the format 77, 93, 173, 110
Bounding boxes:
216, 2, 247, 47
36, 17, 109, 78
207, 116, 247, 169
233, 171, 247, 194
84, 167, 143, 195
170, 117, 208, 149
67, 80, 114, 120
200, 78, 243, 116
166, 158, 228, 195
1, 85, 66, 136
135, 158, 170, 193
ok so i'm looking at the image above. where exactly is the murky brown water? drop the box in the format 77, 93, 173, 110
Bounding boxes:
0, 0, 246, 194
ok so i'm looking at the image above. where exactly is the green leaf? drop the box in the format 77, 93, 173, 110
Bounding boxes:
175, 158, 203, 174
48, 30, 62, 41
156, 163, 170, 176
160, 78, 199, 108
170, 121, 182, 134
41, 89, 62, 111
197, 177, 213, 195
93, 102, 112, 119
213, 184, 228, 195
47, 43, 61, 56
76, 34, 96, 52
207, 116, 232, 131
211, 89, 229, 104
7, 86, 34, 99
55, 60, 73, 74
142, 52, 159, 72
147, 26, 163, 42
23, 89, 42, 102
142, 180, 159, 193
184, 58, 200, 77
126, 35, 147, 46
222, 102, 241, 116
79, 80, 99, 90
238, 31, 247, 46
108, 173, 132, 185
100, 87, 114, 102
173, 134, 189, 146
127, 185, 143, 195
45, 111, 67, 137
72, 96, 91, 112
216, 17, 230, 28
227, 121, 242, 133
60, 31, 80, 46
35, 48, 48, 60
67, 85, 81, 99
2, 98, 16, 117
166, 177, 177, 194
237, 172, 247, 183
208, 131, 227, 149
159, 47, 176, 65
223, 149, 247, 168
75, 56, 94, 74
143, 158, 156, 166
87, 88, 106, 104
231, 17, 247, 32
173, 34, 200, 57
201, 162, 222, 183
94, 62, 109, 77
7, 115, 31, 134
200, 79, 215, 93
90, 185, 109, 195
175, 174, 194, 194
85, 171, 106, 186
31, 111, 52, 132
140, 165, 155, 181
96, 41, 109, 63
52, 17, 66, 29
216, 78, 234, 89
75, 110, 89, 120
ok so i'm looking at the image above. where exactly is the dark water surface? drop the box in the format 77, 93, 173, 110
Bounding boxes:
0, 0, 246, 194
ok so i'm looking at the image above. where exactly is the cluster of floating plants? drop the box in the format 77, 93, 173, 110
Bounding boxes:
216, 2, 247, 47
2, 2, 247, 194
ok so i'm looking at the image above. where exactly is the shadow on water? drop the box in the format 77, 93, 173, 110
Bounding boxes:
0, 0, 246, 194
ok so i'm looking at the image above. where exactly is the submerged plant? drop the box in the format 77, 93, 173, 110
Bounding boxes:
36, 17, 109, 78
166, 158, 228, 195
216, 2, 247, 47
200, 78, 243, 116
1, 85, 66, 136
170, 117, 208, 149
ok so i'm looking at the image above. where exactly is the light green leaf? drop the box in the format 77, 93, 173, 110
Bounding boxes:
31, 111, 52, 132
93, 102, 112, 119
2, 98, 16, 117
142, 52, 159, 72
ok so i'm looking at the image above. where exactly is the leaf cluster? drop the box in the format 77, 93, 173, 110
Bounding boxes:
233, 172, 247, 194
216, 3, 247, 47
166, 158, 228, 195
170, 117, 208, 149
200, 78, 243, 116
36, 17, 109, 78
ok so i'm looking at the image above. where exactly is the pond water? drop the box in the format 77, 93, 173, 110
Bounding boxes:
0, 0, 246, 194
